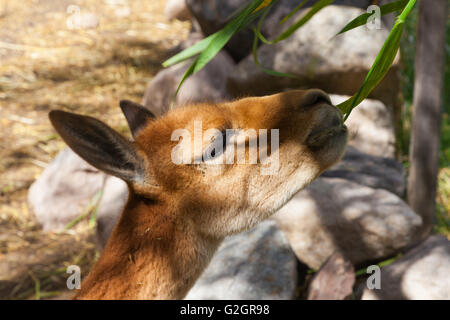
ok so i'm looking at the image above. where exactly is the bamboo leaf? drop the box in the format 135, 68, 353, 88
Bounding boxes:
337, 0, 417, 120
64, 190, 102, 230
252, 4, 299, 78
162, 33, 218, 67
171, 0, 267, 105
253, 0, 275, 13
335, 0, 409, 35
192, 0, 269, 74
163, 0, 271, 68
279, 0, 308, 24
255, 0, 334, 44
274, 0, 334, 42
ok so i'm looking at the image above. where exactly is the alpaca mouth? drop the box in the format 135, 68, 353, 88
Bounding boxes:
306, 123, 347, 148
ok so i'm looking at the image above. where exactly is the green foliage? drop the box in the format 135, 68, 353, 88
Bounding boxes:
64, 191, 102, 230
251, 0, 333, 79
435, 168, 450, 236
400, 4, 450, 167
441, 13, 450, 167
337, 0, 416, 120
399, 4, 449, 237
162, 0, 267, 103
279, 0, 308, 24
164, 0, 418, 119
400, 5, 417, 105
252, 4, 300, 78
266, 0, 334, 43
335, 0, 409, 35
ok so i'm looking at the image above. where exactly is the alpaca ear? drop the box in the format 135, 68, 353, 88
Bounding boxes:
49, 110, 146, 184
119, 100, 155, 139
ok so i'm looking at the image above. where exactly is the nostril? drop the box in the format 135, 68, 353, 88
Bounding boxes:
331, 113, 342, 127
301, 89, 332, 108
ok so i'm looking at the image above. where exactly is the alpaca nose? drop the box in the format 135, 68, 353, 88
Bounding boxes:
301, 89, 332, 108
323, 105, 344, 128
331, 107, 344, 126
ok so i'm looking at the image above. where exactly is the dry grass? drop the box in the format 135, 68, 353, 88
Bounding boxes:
0, 0, 189, 299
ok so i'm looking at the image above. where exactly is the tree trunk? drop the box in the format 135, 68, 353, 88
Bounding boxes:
407, 0, 448, 239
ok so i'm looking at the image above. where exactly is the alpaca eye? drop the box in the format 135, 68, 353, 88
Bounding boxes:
136, 194, 155, 206
202, 130, 227, 162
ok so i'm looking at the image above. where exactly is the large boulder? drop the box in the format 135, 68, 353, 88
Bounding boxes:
227, 5, 401, 114
360, 236, 450, 300
185, 220, 297, 299
331, 95, 396, 158
165, 0, 191, 21
141, 50, 234, 116
28, 148, 106, 231
322, 146, 405, 197
272, 177, 422, 270
28, 147, 128, 247
307, 252, 355, 300
95, 176, 128, 249
185, 0, 373, 61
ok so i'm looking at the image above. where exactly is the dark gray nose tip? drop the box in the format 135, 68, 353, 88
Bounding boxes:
331, 111, 342, 128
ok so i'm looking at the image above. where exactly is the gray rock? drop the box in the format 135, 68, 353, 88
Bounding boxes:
185, 220, 297, 300
322, 146, 405, 197
360, 236, 450, 300
227, 5, 401, 111
165, 0, 191, 21
185, 0, 260, 61
185, 1, 372, 61
169, 26, 204, 54
142, 50, 234, 116
28, 147, 129, 247
264, 1, 373, 39
28, 148, 106, 231
307, 252, 355, 300
96, 176, 128, 249
331, 95, 396, 158
272, 177, 422, 270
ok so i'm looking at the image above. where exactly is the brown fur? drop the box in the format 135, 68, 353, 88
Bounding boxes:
50, 89, 347, 299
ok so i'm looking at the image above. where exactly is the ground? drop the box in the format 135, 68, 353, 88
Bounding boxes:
0, 0, 189, 299
0, 0, 448, 300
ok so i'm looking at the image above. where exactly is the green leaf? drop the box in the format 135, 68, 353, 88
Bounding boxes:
162, 33, 218, 68
354, 254, 402, 277
274, 0, 334, 42
252, 3, 299, 78
171, 0, 268, 105
255, 0, 334, 44
193, 0, 270, 74
163, 0, 271, 68
253, 0, 276, 13
279, 0, 308, 24
337, 0, 417, 120
88, 191, 102, 229
335, 0, 409, 35
63, 190, 102, 230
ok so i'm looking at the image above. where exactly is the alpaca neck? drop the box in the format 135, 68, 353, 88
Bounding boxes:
74, 194, 222, 299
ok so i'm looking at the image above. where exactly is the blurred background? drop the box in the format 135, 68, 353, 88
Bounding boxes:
0, 0, 448, 300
